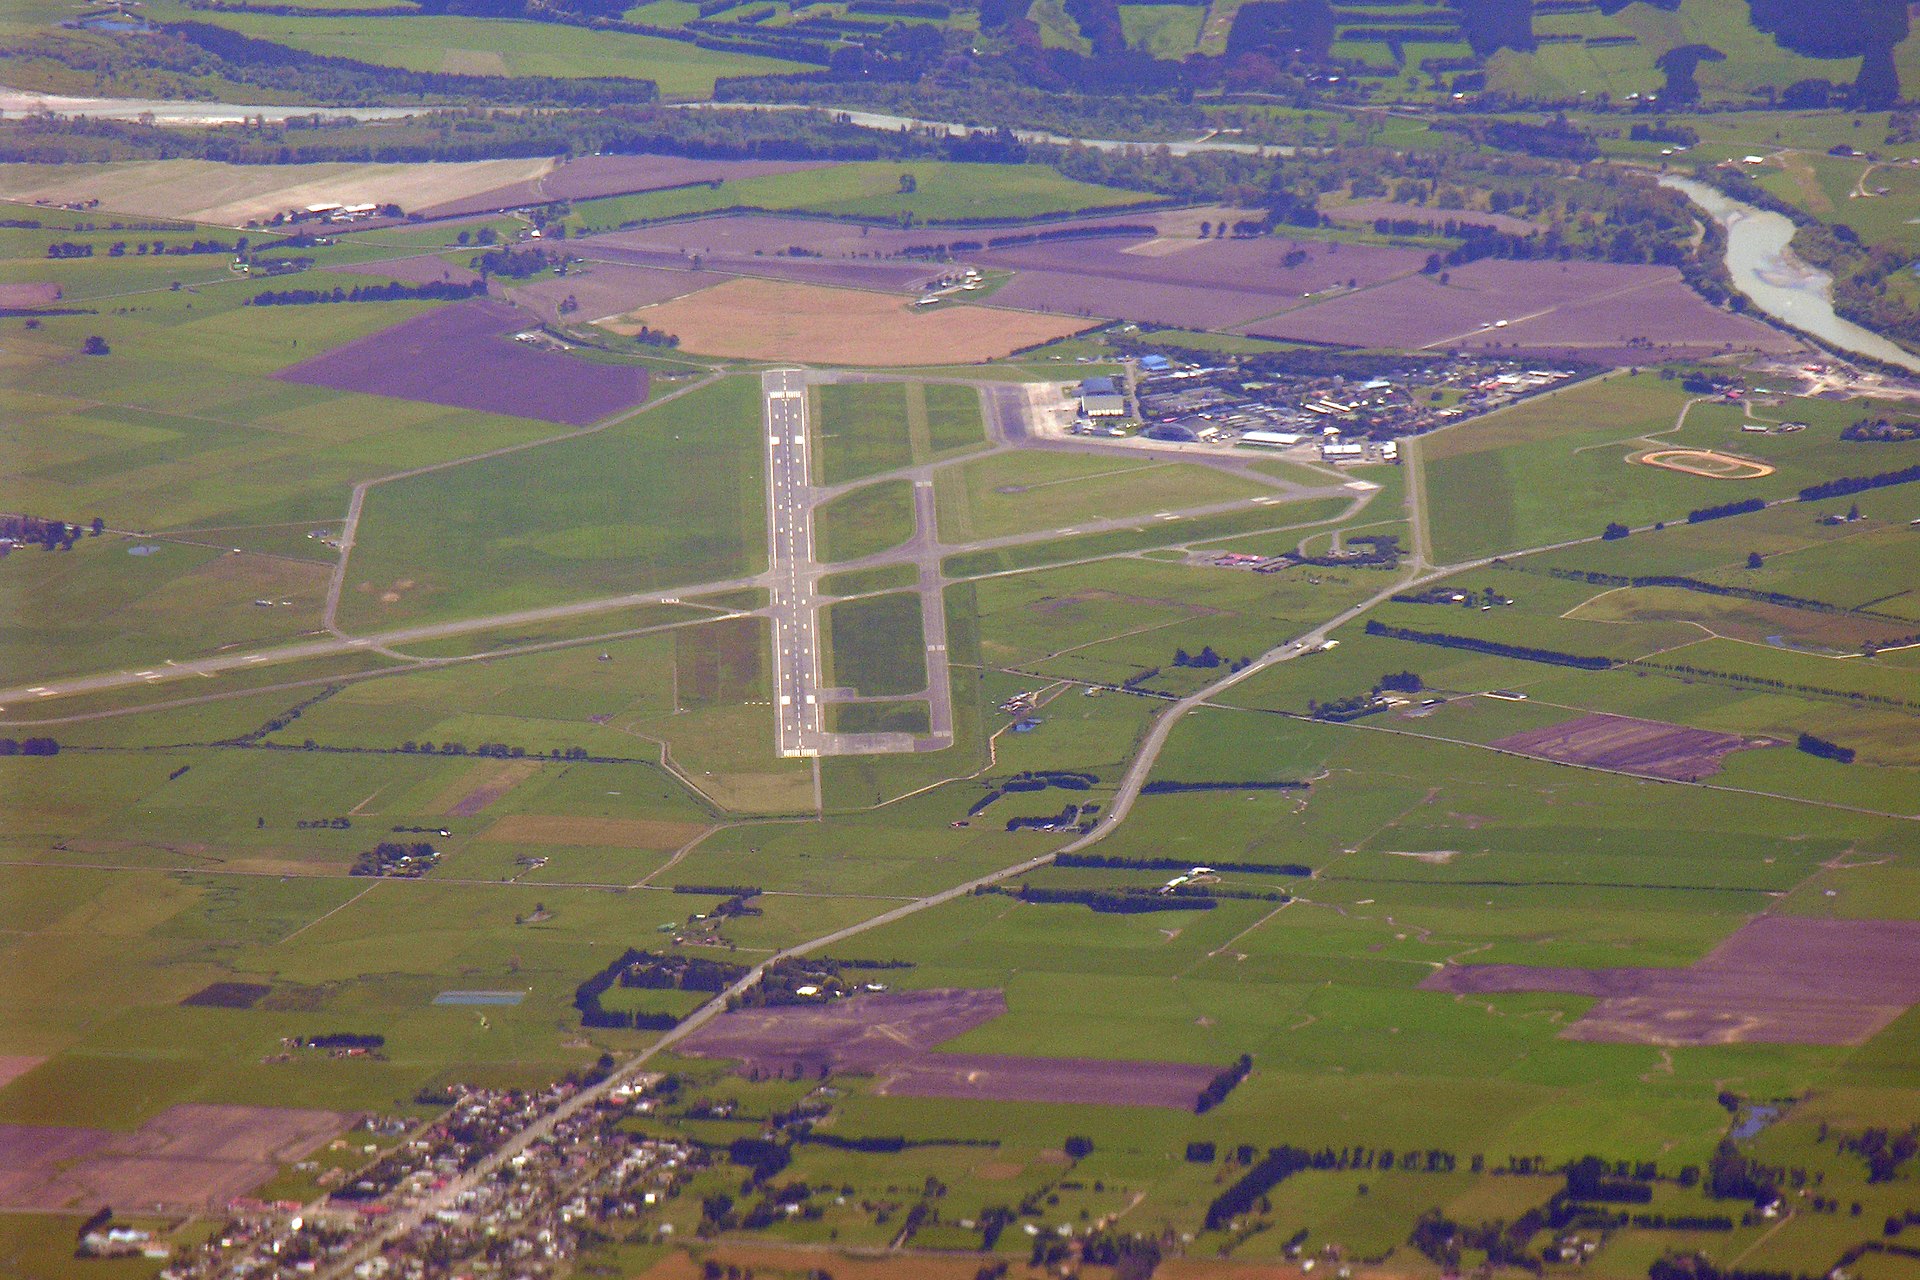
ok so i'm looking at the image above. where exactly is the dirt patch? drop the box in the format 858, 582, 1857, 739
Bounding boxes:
1634, 448, 1777, 480
480, 814, 709, 849
0, 1103, 349, 1211
0, 1056, 44, 1091
439, 759, 544, 818
679, 989, 1215, 1108
601, 277, 1090, 366
972, 1160, 1024, 1180
0, 282, 60, 307
1421, 915, 1920, 1046
180, 982, 272, 1009
1386, 850, 1457, 864
1489, 712, 1776, 782
276, 297, 646, 426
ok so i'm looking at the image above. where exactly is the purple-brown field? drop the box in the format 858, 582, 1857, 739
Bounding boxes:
1422, 915, 1920, 1045
1246, 260, 1794, 357
275, 298, 647, 425
511, 262, 724, 324
1489, 712, 1776, 781
972, 235, 1426, 331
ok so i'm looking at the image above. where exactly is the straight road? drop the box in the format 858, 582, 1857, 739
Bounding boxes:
763, 368, 826, 758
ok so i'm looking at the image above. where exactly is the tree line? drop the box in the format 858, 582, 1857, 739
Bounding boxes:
248, 279, 487, 306
1364, 620, 1613, 670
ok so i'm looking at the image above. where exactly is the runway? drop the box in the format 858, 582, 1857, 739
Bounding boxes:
762, 368, 825, 758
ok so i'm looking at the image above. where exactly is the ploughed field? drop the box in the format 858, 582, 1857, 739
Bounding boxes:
1489, 712, 1778, 782
679, 989, 1219, 1108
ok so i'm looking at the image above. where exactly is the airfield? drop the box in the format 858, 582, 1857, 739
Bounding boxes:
2, 149, 1920, 1280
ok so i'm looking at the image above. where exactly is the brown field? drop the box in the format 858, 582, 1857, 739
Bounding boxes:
1422, 915, 1920, 1046
1325, 198, 1540, 235
1489, 712, 1775, 781
1635, 448, 1778, 479
511, 262, 722, 325
480, 813, 709, 849
180, 982, 272, 1009
604, 277, 1089, 365
0, 158, 554, 224
679, 989, 1215, 1108
0, 1104, 349, 1211
441, 759, 545, 818
640, 1243, 1125, 1280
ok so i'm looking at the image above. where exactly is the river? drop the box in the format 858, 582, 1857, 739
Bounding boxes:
1661, 173, 1920, 374
0, 84, 1283, 154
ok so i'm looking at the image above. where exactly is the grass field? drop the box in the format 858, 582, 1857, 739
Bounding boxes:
934, 451, 1271, 542
565, 161, 1155, 231
824, 591, 927, 697
337, 376, 766, 629
814, 479, 917, 564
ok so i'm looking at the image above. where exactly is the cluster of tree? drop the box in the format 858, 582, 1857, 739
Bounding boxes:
1636, 659, 1920, 713
1, 513, 101, 551
1842, 417, 1920, 442
615, 950, 750, 993
1839, 1125, 1920, 1182
1002, 884, 1216, 913
1205, 1145, 1316, 1230
1364, 620, 1613, 670
1410, 1207, 1543, 1272
1797, 732, 1856, 764
726, 1136, 792, 1182
0, 737, 59, 756
623, 324, 681, 348
1799, 461, 1920, 502
672, 883, 761, 897
1136, 780, 1308, 797
1055, 853, 1309, 874
350, 841, 439, 877
966, 770, 1097, 817
1005, 802, 1096, 833
1172, 645, 1250, 670
1195, 1054, 1252, 1114
297, 817, 353, 831
729, 955, 908, 1009
248, 279, 486, 306
1746, 0, 1908, 108
1688, 496, 1767, 524
300, 1032, 384, 1050
1649, 1255, 1822, 1280
1435, 115, 1599, 163
45, 242, 94, 258
471, 246, 558, 279
575, 947, 683, 1029
1565, 1155, 1655, 1203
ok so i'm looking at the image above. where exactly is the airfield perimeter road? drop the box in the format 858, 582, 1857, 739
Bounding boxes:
763, 367, 827, 757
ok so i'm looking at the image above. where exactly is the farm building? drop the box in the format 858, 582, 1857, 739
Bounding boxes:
1138, 354, 1171, 372
1079, 376, 1119, 396
1082, 393, 1128, 418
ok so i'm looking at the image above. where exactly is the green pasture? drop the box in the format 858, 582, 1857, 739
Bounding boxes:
824, 591, 927, 697
934, 451, 1270, 542
566, 162, 1152, 232
814, 479, 917, 564
135, 1, 812, 97
339, 375, 766, 630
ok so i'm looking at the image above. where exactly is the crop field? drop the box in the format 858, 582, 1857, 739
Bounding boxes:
605, 278, 1087, 365
280, 298, 650, 426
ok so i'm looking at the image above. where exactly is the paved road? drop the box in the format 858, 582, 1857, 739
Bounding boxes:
763, 368, 826, 758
